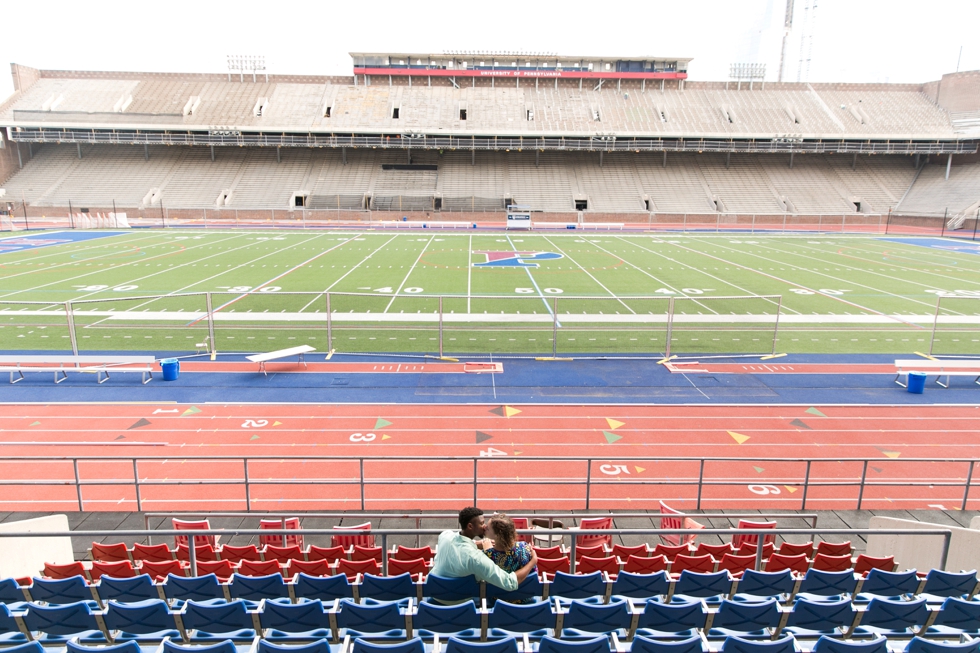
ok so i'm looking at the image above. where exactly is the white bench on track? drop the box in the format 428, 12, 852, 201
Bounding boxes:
246, 345, 316, 376
0, 355, 156, 385
894, 359, 980, 388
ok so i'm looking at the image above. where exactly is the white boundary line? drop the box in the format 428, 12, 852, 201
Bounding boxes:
384, 234, 434, 313
540, 235, 635, 314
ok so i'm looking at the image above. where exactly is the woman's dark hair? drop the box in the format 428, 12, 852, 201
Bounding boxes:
458, 506, 484, 529
488, 513, 516, 549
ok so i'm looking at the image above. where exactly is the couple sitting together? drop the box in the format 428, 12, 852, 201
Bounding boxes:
431, 507, 538, 594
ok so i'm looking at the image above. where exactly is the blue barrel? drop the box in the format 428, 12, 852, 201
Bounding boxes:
907, 371, 926, 394
160, 358, 180, 381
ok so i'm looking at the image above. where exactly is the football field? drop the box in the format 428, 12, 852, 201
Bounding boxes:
1, 229, 979, 355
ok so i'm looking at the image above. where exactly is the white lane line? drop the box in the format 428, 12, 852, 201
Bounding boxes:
467, 234, 473, 314
505, 234, 554, 318
296, 234, 398, 312
384, 235, 434, 313
541, 236, 635, 313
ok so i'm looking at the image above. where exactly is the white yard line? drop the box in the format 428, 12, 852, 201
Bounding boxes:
297, 234, 400, 312
384, 235, 434, 313
541, 236, 635, 313
467, 234, 473, 314
506, 234, 554, 317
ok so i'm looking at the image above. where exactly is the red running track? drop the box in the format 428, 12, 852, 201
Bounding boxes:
0, 403, 977, 512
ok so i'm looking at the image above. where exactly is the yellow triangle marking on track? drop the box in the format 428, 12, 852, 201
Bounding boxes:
729, 431, 750, 445
381, 434, 391, 440
272, 421, 282, 426
503, 406, 521, 418
635, 466, 645, 473
606, 418, 625, 430
784, 486, 798, 493
882, 451, 901, 458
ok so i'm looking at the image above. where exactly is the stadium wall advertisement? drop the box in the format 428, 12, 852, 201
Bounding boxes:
354, 67, 687, 79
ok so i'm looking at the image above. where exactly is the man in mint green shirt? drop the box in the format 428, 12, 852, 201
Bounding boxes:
431, 507, 538, 591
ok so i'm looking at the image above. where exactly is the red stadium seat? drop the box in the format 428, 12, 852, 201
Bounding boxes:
388, 557, 428, 579
735, 542, 775, 560
308, 545, 346, 564
816, 541, 853, 557
732, 520, 777, 549
351, 545, 383, 563
336, 558, 380, 580
778, 542, 814, 558
43, 561, 89, 580
287, 559, 332, 578
90, 542, 131, 563
533, 546, 564, 559
259, 518, 304, 548
330, 523, 374, 549
854, 555, 895, 575
659, 501, 703, 547
623, 554, 668, 575
238, 559, 282, 577
574, 517, 613, 549
141, 559, 186, 581
392, 546, 433, 563
574, 545, 607, 561
653, 544, 691, 562
176, 544, 219, 562
264, 544, 305, 564
811, 553, 853, 572
512, 517, 533, 545
611, 544, 649, 561
536, 556, 571, 579
173, 518, 217, 549
132, 543, 174, 563
219, 545, 261, 563
577, 555, 620, 578
717, 553, 756, 577
696, 543, 735, 559
197, 560, 235, 581
765, 553, 810, 575
670, 554, 715, 575
90, 560, 137, 580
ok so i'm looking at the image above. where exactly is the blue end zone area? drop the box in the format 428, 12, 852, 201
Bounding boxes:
0, 231, 129, 254
879, 237, 980, 256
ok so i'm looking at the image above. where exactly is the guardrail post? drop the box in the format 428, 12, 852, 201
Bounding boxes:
940, 531, 951, 570
962, 461, 975, 511
189, 540, 198, 577
73, 459, 83, 511
206, 293, 216, 352
552, 297, 559, 358
800, 460, 812, 510
280, 518, 287, 547
133, 459, 142, 512
585, 460, 592, 510
929, 295, 942, 356
439, 296, 444, 358
754, 535, 765, 571
326, 293, 332, 351
473, 459, 478, 505
857, 460, 869, 509
696, 459, 705, 509
243, 458, 250, 510
771, 296, 782, 355
65, 302, 79, 356
665, 297, 675, 359
360, 459, 366, 511
381, 533, 388, 575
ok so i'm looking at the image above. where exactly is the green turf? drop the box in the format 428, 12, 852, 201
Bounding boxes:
2, 230, 979, 356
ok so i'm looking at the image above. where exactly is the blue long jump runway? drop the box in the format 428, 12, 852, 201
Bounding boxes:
0, 231, 129, 254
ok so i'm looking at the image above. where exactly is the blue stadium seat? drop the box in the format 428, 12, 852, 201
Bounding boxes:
635, 599, 707, 640
179, 599, 257, 641
855, 569, 920, 603
487, 599, 556, 638
163, 574, 225, 606
259, 598, 332, 641
414, 599, 481, 638
96, 574, 160, 603
924, 596, 980, 637
423, 575, 480, 604
672, 571, 733, 606
537, 634, 610, 653
0, 578, 28, 610
549, 572, 605, 599
228, 573, 290, 604
611, 572, 669, 600
919, 570, 980, 605
444, 635, 520, 653
719, 635, 798, 653
782, 598, 855, 638
335, 598, 409, 638
904, 638, 980, 653
4, 643, 44, 653
812, 636, 887, 653
28, 576, 99, 607
351, 637, 425, 653
487, 575, 544, 605
851, 597, 929, 638
294, 573, 354, 602
629, 634, 704, 653
23, 600, 107, 643
360, 573, 418, 603
0, 604, 30, 644
706, 599, 780, 640
796, 570, 858, 603
559, 597, 632, 639
102, 598, 180, 641
258, 640, 338, 653
67, 642, 142, 653
733, 570, 795, 603
162, 638, 238, 653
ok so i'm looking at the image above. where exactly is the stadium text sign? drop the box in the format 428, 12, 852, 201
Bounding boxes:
354, 67, 686, 80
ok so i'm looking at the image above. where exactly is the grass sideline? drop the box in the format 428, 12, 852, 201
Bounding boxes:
1, 230, 978, 355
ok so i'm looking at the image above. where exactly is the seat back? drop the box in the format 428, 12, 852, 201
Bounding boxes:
359, 573, 416, 602
43, 561, 88, 580
487, 598, 555, 633
30, 575, 94, 604
574, 545, 607, 562
388, 557, 428, 579
797, 569, 857, 597
720, 635, 797, 653
172, 519, 214, 549
538, 634, 609, 653
860, 568, 919, 597
175, 544, 218, 562
103, 598, 178, 635
287, 559, 332, 579
336, 558, 380, 580
259, 518, 303, 548
97, 573, 160, 603
423, 574, 481, 603
735, 569, 795, 599
637, 598, 706, 630
710, 598, 780, 632
258, 598, 328, 632
263, 544, 304, 564
932, 597, 980, 630
537, 556, 571, 578
351, 639, 423, 653
414, 600, 481, 634
811, 554, 853, 573
672, 554, 716, 575
717, 554, 756, 576
487, 574, 544, 605
652, 544, 690, 562
860, 597, 928, 631
575, 517, 613, 549
549, 571, 604, 599
922, 569, 980, 598
611, 570, 669, 599
352, 545, 383, 562
132, 543, 174, 563
786, 597, 855, 633
91, 560, 137, 580
811, 635, 887, 653
512, 518, 533, 545
778, 542, 814, 557
735, 542, 775, 559
577, 555, 620, 577
393, 546, 434, 562
91, 542, 131, 563
162, 573, 224, 602
330, 522, 374, 549
765, 553, 810, 575
335, 597, 406, 633
229, 573, 289, 601
673, 570, 733, 598
659, 501, 699, 547
905, 638, 980, 653
611, 544, 648, 560
23, 600, 100, 636
696, 543, 735, 559
631, 635, 703, 653
0, 578, 27, 605
623, 554, 668, 575
196, 560, 234, 581
293, 572, 353, 601
731, 521, 777, 549
219, 545, 260, 564
141, 560, 186, 582
446, 636, 520, 653
854, 555, 896, 575
816, 541, 853, 557
180, 599, 254, 634
238, 559, 282, 577
562, 597, 631, 633
308, 545, 346, 564
533, 546, 564, 559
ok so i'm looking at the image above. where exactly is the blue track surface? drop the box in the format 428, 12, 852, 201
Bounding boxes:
0, 352, 974, 405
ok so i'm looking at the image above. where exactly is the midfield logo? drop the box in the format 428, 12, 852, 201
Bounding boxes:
473, 251, 563, 268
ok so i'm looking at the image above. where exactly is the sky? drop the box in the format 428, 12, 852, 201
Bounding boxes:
1, 0, 978, 102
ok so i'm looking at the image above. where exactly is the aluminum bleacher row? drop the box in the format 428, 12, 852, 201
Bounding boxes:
0, 518, 977, 653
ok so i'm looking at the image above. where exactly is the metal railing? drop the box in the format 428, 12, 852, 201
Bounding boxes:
0, 526, 954, 578
1, 454, 976, 513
